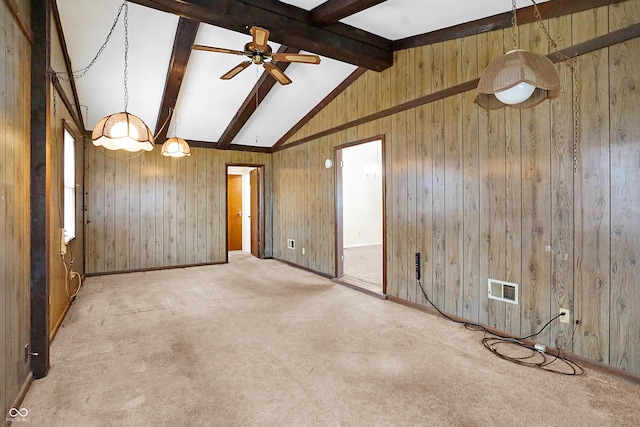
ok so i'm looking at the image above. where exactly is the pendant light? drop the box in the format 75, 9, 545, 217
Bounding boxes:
159, 107, 191, 157
161, 137, 191, 157
475, 0, 560, 110
91, 1, 154, 152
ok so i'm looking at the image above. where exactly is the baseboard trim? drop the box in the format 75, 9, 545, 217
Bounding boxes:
270, 257, 334, 279
4, 371, 34, 427
387, 295, 640, 386
333, 278, 387, 300
85, 261, 227, 277
50, 301, 71, 342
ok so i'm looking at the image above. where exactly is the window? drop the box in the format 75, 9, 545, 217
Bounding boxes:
63, 128, 75, 243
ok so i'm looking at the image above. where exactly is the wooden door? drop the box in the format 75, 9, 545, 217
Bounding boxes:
227, 174, 243, 251
250, 169, 259, 257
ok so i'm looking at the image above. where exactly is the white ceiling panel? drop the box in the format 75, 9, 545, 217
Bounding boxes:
341, 0, 549, 41
57, 0, 178, 131
279, 0, 327, 9
234, 55, 357, 147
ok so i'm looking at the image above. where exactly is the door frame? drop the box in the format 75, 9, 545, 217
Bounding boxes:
225, 163, 266, 262
334, 135, 387, 294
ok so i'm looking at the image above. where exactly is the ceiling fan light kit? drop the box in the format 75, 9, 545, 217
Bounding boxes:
193, 26, 321, 85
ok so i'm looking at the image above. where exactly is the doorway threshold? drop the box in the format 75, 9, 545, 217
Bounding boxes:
333, 275, 387, 300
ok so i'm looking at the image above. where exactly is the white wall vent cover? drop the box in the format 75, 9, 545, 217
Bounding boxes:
488, 279, 518, 304
287, 239, 295, 249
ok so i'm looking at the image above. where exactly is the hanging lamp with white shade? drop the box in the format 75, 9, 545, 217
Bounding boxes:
475, 0, 560, 110
90, 1, 155, 152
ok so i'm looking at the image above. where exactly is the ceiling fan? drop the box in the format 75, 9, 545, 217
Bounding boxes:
192, 26, 321, 85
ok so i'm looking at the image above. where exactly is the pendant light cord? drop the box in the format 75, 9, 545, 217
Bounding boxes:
511, 0, 518, 50
56, 1, 128, 82
123, 1, 129, 112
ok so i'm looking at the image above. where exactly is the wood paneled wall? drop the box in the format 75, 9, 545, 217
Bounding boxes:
49, 12, 85, 339
273, 1, 640, 375
84, 147, 272, 274
1, 0, 32, 419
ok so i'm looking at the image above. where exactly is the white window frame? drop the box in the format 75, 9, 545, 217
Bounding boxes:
63, 128, 76, 243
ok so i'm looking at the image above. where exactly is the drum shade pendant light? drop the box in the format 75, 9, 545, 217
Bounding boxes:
91, 2, 154, 151
475, 0, 560, 110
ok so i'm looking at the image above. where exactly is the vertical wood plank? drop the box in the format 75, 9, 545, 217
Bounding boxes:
519, 21, 553, 341
609, 0, 640, 374
196, 148, 208, 263
405, 48, 418, 303
443, 39, 463, 315
163, 154, 177, 265
174, 156, 186, 265
461, 34, 481, 322
486, 100, 506, 332
414, 43, 433, 305
154, 150, 165, 266
103, 150, 116, 271
431, 42, 445, 308
114, 151, 129, 271
141, 148, 155, 269
391, 49, 409, 299
128, 151, 141, 270
573, 7, 610, 365
548, 14, 575, 349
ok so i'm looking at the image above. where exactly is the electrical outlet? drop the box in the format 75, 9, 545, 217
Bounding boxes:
302, 248, 305, 255
60, 228, 67, 255
559, 308, 571, 324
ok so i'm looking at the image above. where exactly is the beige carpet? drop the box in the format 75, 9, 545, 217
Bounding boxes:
343, 244, 383, 286
19, 252, 640, 426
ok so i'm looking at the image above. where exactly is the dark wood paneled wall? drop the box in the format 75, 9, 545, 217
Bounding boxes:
84, 147, 272, 274
1, 0, 32, 418
273, 1, 640, 375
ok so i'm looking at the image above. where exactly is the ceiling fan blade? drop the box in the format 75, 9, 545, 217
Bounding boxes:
221, 61, 252, 80
193, 45, 245, 56
250, 26, 270, 51
263, 63, 292, 85
271, 53, 321, 64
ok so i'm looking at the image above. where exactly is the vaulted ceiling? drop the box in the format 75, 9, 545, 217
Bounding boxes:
54, 0, 569, 151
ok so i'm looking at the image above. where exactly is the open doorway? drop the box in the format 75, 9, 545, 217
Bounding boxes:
335, 138, 385, 294
226, 165, 265, 260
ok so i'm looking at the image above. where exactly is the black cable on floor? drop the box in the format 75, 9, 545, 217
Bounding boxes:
416, 278, 583, 376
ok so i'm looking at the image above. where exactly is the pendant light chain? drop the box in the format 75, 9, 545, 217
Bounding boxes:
511, 0, 519, 50
572, 58, 580, 171
56, 2, 127, 82
530, 0, 581, 170
123, 1, 130, 112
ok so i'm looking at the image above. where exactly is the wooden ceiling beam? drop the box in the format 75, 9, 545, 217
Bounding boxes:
310, 0, 388, 25
154, 17, 200, 143
127, 0, 393, 71
394, 0, 629, 50
217, 45, 299, 149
